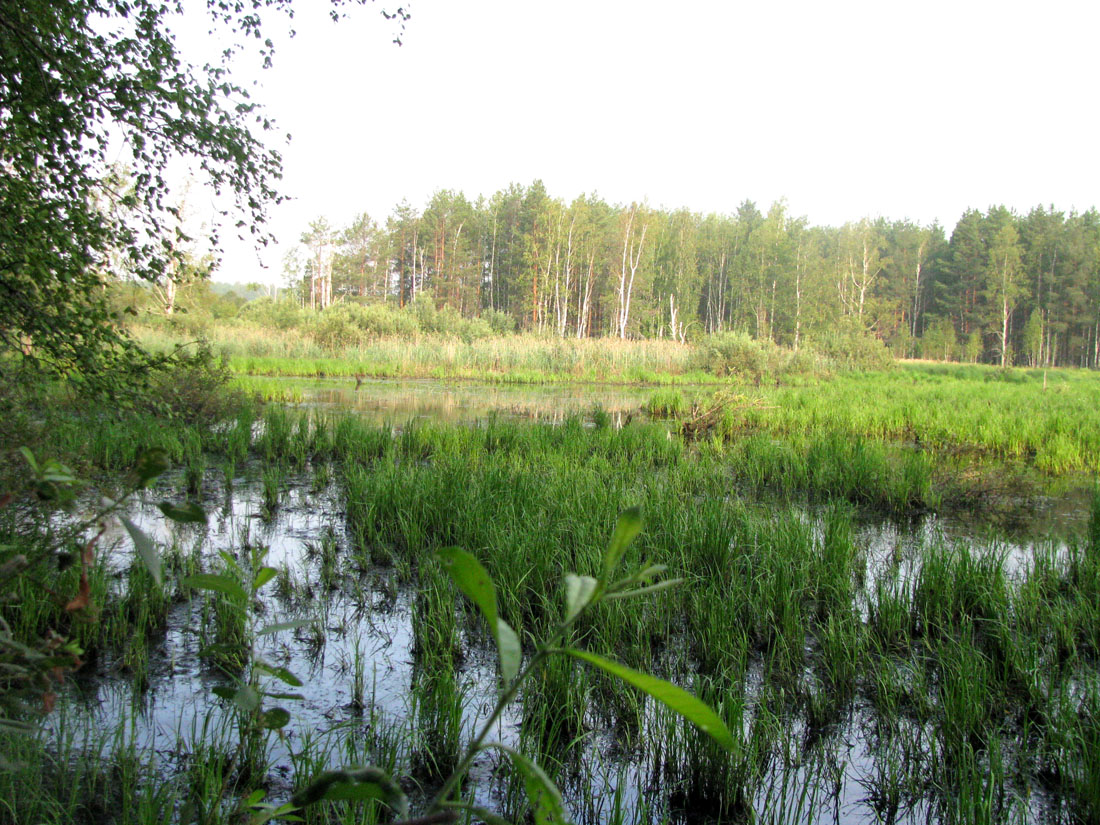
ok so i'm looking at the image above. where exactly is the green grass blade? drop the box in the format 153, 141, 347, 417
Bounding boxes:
562, 648, 736, 751
602, 507, 643, 582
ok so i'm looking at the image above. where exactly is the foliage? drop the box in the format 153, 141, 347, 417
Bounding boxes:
0, 0, 404, 388
266, 509, 735, 824
0, 447, 198, 739
806, 318, 895, 370
140, 342, 244, 425
278, 193, 1100, 367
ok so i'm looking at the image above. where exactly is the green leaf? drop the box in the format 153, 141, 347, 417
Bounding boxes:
464, 807, 516, 825
496, 618, 521, 684
437, 547, 519, 684
259, 691, 305, 702
133, 449, 171, 487
437, 547, 498, 627
242, 789, 266, 807
493, 746, 567, 825
232, 685, 261, 713
634, 563, 667, 583
40, 459, 77, 484
602, 507, 643, 582
562, 649, 736, 751
184, 573, 247, 603
605, 579, 684, 600
249, 802, 303, 825
564, 574, 598, 623
255, 661, 303, 687
253, 566, 277, 591
157, 501, 207, 524
211, 685, 236, 701
19, 447, 39, 474
290, 767, 408, 816
256, 619, 313, 637
0, 717, 35, 735
120, 516, 161, 586
259, 707, 291, 729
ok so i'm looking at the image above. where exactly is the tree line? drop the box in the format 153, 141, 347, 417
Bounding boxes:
282, 183, 1100, 367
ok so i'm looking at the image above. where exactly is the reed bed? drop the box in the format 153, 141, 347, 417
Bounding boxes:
133, 324, 717, 385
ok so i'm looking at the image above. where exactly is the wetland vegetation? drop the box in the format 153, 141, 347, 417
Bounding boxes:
4, 5, 1100, 822
3, 357, 1100, 824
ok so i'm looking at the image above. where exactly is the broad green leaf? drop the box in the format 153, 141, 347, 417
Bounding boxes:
253, 566, 277, 591
256, 661, 303, 687
564, 574, 598, 623
184, 573, 247, 603
133, 449, 170, 487
605, 579, 684, 600
250, 802, 303, 825
40, 459, 77, 484
495, 746, 567, 825
211, 685, 236, 701
232, 685, 261, 713
259, 707, 291, 729
437, 547, 498, 627
256, 619, 313, 637
120, 516, 161, 586
157, 501, 207, 524
496, 618, 521, 684
562, 649, 736, 751
437, 547, 519, 683
18, 447, 39, 474
602, 507, 643, 582
260, 691, 305, 702
291, 767, 408, 816
243, 789, 266, 806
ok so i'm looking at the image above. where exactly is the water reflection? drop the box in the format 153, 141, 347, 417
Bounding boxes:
276, 377, 673, 424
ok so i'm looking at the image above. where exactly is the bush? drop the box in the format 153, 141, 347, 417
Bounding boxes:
691, 331, 785, 381
144, 341, 244, 424
481, 308, 516, 335
805, 321, 894, 371
239, 297, 305, 330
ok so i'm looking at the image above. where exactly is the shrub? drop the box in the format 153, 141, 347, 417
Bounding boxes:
144, 341, 243, 424
805, 320, 894, 371
691, 331, 784, 381
239, 297, 305, 330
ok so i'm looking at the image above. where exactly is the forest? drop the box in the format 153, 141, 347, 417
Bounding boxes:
273, 186, 1100, 368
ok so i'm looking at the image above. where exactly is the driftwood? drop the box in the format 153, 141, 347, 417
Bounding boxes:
679, 392, 774, 441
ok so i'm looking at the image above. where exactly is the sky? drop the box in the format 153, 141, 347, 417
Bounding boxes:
169, 0, 1100, 285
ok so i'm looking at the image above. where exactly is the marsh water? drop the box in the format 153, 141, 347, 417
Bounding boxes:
61, 379, 1094, 823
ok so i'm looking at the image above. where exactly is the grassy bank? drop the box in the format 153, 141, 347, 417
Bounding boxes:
649, 361, 1100, 474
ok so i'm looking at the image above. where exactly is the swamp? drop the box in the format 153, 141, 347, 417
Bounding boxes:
3, 362, 1099, 825
4, 6, 1100, 823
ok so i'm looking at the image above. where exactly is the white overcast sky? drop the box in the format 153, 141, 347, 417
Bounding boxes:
169, 0, 1100, 285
